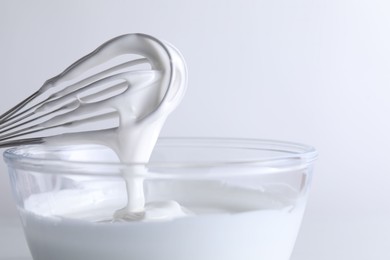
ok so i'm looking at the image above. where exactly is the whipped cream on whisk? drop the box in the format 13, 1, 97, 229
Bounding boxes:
2, 34, 188, 221
42, 34, 187, 160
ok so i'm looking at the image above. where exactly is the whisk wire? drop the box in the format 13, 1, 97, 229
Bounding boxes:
0, 91, 41, 123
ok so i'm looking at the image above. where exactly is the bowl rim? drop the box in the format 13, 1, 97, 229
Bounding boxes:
3, 137, 318, 177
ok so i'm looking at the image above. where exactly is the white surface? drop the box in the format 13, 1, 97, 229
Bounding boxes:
1, 0, 390, 259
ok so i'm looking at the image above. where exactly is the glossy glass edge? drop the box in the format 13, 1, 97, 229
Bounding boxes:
3, 137, 318, 176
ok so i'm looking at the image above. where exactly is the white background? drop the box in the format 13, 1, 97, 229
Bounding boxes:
1, 0, 390, 259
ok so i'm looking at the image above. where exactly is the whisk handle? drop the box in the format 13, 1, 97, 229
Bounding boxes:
0, 138, 44, 148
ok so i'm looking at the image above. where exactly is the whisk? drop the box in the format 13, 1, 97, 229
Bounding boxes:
0, 33, 187, 149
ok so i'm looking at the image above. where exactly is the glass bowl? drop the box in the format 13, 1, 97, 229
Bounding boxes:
4, 138, 317, 260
